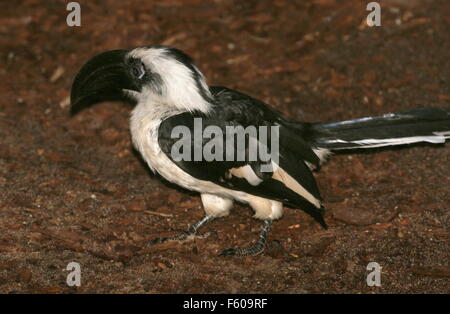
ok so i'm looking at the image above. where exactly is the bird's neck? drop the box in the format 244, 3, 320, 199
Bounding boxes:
137, 83, 212, 115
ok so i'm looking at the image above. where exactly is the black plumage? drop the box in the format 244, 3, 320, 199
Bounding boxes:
158, 86, 326, 227
70, 45, 450, 256
312, 107, 450, 150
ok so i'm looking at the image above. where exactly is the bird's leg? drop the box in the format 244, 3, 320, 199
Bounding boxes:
147, 216, 216, 246
219, 219, 272, 256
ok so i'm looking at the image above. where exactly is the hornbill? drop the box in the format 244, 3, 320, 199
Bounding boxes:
70, 46, 450, 256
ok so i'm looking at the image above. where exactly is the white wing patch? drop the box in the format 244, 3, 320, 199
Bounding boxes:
272, 167, 322, 208
230, 164, 322, 209
230, 165, 263, 186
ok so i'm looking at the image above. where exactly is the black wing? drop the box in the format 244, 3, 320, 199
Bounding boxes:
158, 86, 326, 227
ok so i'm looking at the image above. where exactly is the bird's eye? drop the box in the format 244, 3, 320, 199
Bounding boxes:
131, 62, 146, 79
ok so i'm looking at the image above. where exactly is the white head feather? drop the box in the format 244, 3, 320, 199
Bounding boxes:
127, 47, 212, 114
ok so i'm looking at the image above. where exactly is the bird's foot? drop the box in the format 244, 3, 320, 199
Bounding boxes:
219, 243, 266, 257
147, 230, 217, 246
147, 216, 215, 246
219, 219, 272, 257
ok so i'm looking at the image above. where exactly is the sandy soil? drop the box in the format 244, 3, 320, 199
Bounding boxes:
0, 0, 449, 293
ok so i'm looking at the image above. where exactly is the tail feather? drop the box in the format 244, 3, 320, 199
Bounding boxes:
311, 107, 450, 150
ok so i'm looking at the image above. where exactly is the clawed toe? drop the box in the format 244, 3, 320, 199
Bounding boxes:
218, 219, 272, 257
147, 230, 217, 247
219, 247, 237, 256
218, 244, 265, 257
147, 236, 172, 246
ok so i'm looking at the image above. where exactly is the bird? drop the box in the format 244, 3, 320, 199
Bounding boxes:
70, 46, 450, 256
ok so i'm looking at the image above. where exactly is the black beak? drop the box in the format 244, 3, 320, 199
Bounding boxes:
70, 49, 139, 114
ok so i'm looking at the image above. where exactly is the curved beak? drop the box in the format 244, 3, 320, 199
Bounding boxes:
70, 49, 139, 114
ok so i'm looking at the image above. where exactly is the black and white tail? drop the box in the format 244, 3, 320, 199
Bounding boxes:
311, 107, 450, 150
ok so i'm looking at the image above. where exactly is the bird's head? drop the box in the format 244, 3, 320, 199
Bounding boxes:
70, 46, 212, 115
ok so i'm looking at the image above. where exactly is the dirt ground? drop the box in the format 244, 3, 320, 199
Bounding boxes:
0, 0, 449, 294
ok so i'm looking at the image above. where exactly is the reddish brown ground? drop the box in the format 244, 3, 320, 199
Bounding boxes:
0, 0, 449, 293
